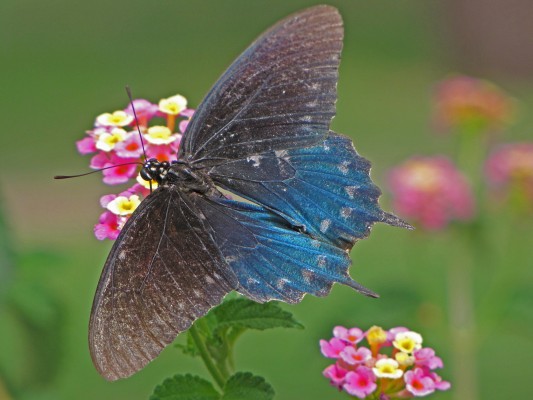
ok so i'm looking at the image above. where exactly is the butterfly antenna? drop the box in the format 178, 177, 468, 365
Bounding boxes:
126, 86, 154, 193
125, 86, 149, 162
54, 162, 143, 179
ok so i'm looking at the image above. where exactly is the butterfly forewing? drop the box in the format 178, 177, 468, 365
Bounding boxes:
180, 5, 343, 163
89, 187, 237, 381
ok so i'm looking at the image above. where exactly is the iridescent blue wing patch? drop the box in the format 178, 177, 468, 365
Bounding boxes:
192, 197, 378, 304
209, 132, 407, 251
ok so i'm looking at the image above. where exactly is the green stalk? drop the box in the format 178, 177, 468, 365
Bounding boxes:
446, 128, 485, 400
189, 324, 226, 389
446, 230, 478, 400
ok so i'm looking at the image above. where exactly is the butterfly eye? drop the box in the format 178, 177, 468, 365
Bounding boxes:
140, 167, 153, 182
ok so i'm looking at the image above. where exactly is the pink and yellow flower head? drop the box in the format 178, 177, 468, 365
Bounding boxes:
372, 358, 403, 379
96, 110, 134, 127
392, 331, 423, 354
320, 325, 450, 398
433, 75, 516, 134
76, 94, 194, 240
388, 156, 475, 230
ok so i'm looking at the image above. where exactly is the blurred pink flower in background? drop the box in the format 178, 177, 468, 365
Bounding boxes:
388, 156, 475, 230
433, 75, 515, 134
485, 142, 533, 207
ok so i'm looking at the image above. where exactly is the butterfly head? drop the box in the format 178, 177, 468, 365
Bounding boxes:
140, 158, 171, 185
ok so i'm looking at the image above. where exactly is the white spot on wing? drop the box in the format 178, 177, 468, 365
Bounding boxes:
320, 219, 331, 233
340, 207, 353, 219
276, 278, 289, 289
247, 277, 259, 285
338, 160, 351, 175
345, 186, 357, 199
317, 255, 327, 267
302, 270, 313, 284
246, 155, 261, 167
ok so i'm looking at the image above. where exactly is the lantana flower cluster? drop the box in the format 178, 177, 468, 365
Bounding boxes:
320, 325, 450, 399
76, 94, 194, 240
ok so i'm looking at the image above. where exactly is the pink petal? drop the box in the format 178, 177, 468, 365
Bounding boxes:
76, 137, 97, 154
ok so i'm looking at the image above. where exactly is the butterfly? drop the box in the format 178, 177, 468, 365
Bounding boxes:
88, 5, 407, 381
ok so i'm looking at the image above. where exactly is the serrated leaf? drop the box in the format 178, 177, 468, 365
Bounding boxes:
150, 374, 220, 400
213, 299, 304, 331
222, 372, 274, 400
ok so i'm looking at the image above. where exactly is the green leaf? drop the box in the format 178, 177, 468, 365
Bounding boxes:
213, 299, 304, 331
222, 372, 274, 400
150, 374, 220, 400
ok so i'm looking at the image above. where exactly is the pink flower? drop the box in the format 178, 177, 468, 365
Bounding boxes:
485, 142, 533, 208
102, 155, 139, 185
123, 99, 159, 126
340, 346, 372, 365
127, 183, 151, 198
99, 194, 117, 208
115, 132, 145, 159
427, 371, 451, 391
433, 75, 515, 134
388, 156, 475, 230
404, 368, 435, 397
333, 326, 365, 344
414, 348, 443, 370
76, 136, 97, 154
90, 151, 110, 169
320, 338, 347, 358
323, 364, 347, 389
94, 211, 121, 240
386, 326, 409, 345
147, 144, 175, 162
343, 366, 377, 399
179, 108, 195, 133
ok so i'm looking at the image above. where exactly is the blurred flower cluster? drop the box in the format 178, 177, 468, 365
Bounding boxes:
320, 325, 450, 399
76, 95, 194, 239
433, 75, 515, 135
389, 157, 474, 230
485, 142, 533, 211
388, 75, 531, 229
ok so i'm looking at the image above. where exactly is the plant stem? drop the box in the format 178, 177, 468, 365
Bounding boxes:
189, 324, 226, 389
446, 232, 478, 400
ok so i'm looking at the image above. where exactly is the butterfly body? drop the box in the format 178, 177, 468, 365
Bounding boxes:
88, 5, 408, 381
142, 158, 217, 195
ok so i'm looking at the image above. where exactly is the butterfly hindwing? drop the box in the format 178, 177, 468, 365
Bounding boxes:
209, 132, 407, 251
89, 187, 237, 381
193, 197, 378, 304
180, 5, 343, 163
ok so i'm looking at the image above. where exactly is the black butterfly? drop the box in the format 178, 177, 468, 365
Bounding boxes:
88, 5, 407, 381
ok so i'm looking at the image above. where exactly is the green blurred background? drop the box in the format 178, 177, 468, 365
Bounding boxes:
2, 0, 533, 399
